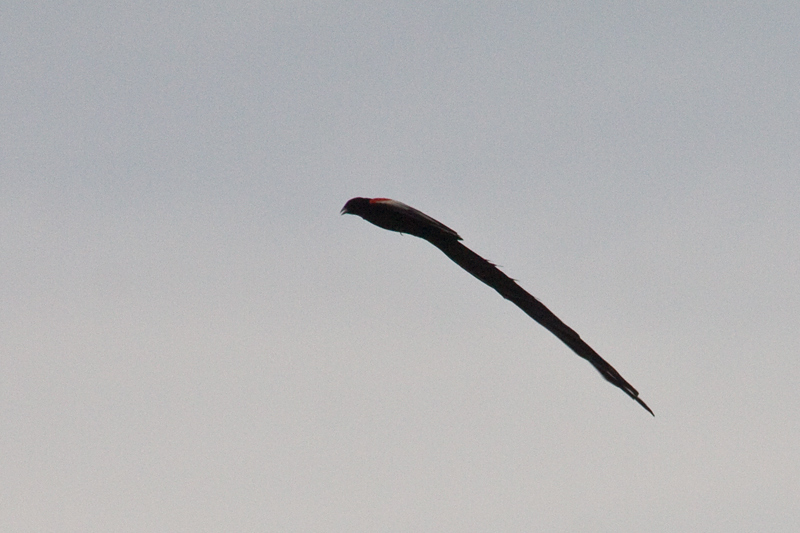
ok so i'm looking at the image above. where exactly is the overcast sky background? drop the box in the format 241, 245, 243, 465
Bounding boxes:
2, 1, 799, 531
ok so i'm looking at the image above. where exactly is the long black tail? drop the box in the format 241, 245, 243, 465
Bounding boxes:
430, 238, 654, 416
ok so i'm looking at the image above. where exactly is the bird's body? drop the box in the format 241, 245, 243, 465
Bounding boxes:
341, 197, 461, 240
341, 197, 653, 416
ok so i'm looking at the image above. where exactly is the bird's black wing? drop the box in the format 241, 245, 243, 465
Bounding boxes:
428, 236, 654, 416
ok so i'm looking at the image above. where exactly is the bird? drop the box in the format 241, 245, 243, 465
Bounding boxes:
341, 197, 654, 416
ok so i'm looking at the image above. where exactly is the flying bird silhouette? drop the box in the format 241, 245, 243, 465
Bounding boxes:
342, 197, 654, 416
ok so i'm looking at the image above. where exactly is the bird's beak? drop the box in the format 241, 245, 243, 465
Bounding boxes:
340, 207, 350, 215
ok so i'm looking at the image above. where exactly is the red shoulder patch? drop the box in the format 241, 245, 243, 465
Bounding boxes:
369, 198, 392, 203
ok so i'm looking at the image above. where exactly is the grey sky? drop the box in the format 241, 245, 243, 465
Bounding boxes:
2, 1, 799, 531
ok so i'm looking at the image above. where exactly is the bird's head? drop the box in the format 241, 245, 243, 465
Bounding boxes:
340, 197, 371, 216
